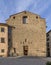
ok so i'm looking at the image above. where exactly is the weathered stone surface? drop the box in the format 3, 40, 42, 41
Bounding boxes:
7, 11, 46, 57
0, 57, 51, 65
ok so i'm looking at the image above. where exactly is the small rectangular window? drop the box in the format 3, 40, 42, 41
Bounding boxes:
47, 48, 50, 51
47, 38, 49, 41
47, 34, 49, 37
23, 16, 27, 24
1, 49, 4, 53
47, 42, 49, 47
8, 38, 11, 42
1, 28, 4, 32
1, 38, 5, 43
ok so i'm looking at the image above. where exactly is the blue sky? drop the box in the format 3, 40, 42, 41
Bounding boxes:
0, 0, 51, 32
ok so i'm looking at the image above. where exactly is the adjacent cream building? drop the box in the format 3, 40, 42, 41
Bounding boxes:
0, 23, 8, 57
0, 11, 46, 57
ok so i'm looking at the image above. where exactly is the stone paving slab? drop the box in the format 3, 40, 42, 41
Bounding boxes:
0, 57, 51, 65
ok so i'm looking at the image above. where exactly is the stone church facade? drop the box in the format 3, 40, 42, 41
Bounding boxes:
0, 11, 46, 57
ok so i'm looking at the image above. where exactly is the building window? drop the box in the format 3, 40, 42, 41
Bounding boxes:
23, 16, 27, 24
1, 38, 5, 43
1, 49, 4, 53
47, 34, 49, 37
47, 48, 50, 51
47, 42, 49, 47
1, 28, 4, 32
47, 48, 50, 57
47, 38, 49, 41
36, 16, 38, 19
8, 38, 11, 42
13, 16, 15, 19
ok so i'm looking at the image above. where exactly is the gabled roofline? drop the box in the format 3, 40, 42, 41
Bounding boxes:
0, 23, 15, 28
47, 30, 51, 34
0, 23, 9, 26
6, 11, 45, 21
10, 11, 40, 17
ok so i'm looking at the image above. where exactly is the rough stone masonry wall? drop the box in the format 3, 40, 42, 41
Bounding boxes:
7, 11, 46, 57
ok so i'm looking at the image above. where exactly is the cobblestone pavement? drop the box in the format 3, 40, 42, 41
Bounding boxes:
0, 56, 51, 65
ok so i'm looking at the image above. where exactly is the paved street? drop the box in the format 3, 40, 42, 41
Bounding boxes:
0, 56, 51, 65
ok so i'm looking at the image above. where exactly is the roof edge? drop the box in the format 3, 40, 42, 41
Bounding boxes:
47, 30, 51, 34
